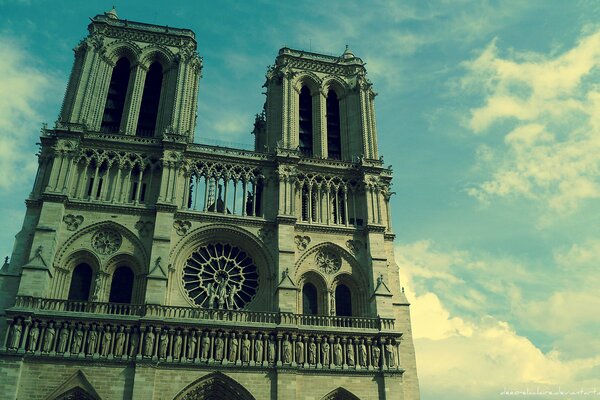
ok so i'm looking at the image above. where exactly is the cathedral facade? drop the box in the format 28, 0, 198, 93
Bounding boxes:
0, 10, 420, 400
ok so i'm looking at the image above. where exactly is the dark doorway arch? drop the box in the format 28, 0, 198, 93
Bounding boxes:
108, 266, 134, 303
67, 263, 93, 301
302, 282, 318, 315
173, 372, 256, 400
335, 284, 352, 316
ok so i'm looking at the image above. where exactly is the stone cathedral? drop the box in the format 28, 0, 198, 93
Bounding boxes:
0, 9, 420, 400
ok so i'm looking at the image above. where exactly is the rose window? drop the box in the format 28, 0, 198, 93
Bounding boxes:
183, 243, 259, 310
91, 229, 122, 255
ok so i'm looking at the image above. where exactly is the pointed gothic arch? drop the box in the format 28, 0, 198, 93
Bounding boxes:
321, 387, 361, 400
44, 370, 101, 400
173, 372, 256, 400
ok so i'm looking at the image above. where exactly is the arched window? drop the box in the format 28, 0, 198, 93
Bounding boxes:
335, 284, 352, 316
302, 283, 318, 315
101, 57, 131, 133
108, 266, 134, 303
299, 86, 313, 157
136, 62, 163, 137
67, 263, 93, 301
326, 89, 341, 160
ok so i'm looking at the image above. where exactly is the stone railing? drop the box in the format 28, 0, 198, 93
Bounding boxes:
11, 296, 395, 331
2, 311, 402, 374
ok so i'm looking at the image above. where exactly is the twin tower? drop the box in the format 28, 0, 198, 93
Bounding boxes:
0, 9, 420, 400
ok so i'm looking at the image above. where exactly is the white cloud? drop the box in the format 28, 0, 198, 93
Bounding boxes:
395, 241, 600, 399
463, 29, 600, 214
0, 36, 53, 190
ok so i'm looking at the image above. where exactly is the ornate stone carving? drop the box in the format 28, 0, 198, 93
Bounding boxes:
322, 340, 330, 365
173, 220, 191, 236
144, 327, 155, 357
257, 227, 275, 243
63, 214, 84, 231
372, 341, 381, 367
346, 239, 361, 255
91, 229, 122, 255
159, 330, 169, 359
315, 249, 342, 274
9, 318, 22, 349
294, 235, 311, 251
183, 243, 259, 310
134, 221, 154, 237
43, 322, 56, 352
57, 323, 69, 353
28, 321, 40, 352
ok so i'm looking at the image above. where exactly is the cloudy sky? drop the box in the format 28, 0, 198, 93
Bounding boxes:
1, 1, 599, 398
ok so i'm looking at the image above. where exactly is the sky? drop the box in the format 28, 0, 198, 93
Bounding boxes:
1, 0, 599, 399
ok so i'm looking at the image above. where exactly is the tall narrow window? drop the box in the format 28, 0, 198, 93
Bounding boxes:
299, 86, 313, 157
108, 266, 134, 303
101, 57, 131, 133
335, 284, 352, 316
136, 62, 163, 137
67, 263, 93, 301
301, 184, 309, 221
302, 283, 318, 315
326, 90, 341, 160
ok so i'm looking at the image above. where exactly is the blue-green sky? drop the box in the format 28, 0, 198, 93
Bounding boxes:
1, 1, 599, 398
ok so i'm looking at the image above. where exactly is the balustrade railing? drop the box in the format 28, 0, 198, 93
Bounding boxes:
12, 296, 394, 331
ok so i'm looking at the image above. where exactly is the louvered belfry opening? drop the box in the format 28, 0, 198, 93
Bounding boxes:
101, 57, 131, 133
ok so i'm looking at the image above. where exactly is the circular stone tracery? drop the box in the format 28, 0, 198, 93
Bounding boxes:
183, 243, 259, 310
91, 229, 122, 255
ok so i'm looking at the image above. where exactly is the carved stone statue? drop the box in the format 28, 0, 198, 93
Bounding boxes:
57, 323, 69, 353
308, 340, 317, 364
216, 281, 228, 309
92, 274, 102, 301
87, 327, 98, 355
267, 336, 276, 363
385, 341, 396, 367
28, 321, 40, 352
159, 330, 169, 358
188, 331, 198, 359
71, 325, 83, 354
333, 339, 343, 366
114, 326, 125, 357
101, 328, 112, 357
200, 332, 209, 359
9, 319, 22, 349
129, 328, 139, 357
228, 285, 239, 310
43, 322, 56, 352
359, 339, 367, 367
322, 340, 330, 365
347, 339, 355, 366
144, 327, 155, 357
229, 333, 238, 362
282, 336, 292, 364
372, 342, 381, 367
295, 337, 304, 364
241, 334, 250, 363
206, 284, 215, 308
173, 331, 182, 359
254, 334, 263, 363
214, 332, 224, 361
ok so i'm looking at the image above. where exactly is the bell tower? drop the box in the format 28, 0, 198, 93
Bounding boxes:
0, 10, 419, 400
59, 8, 201, 139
